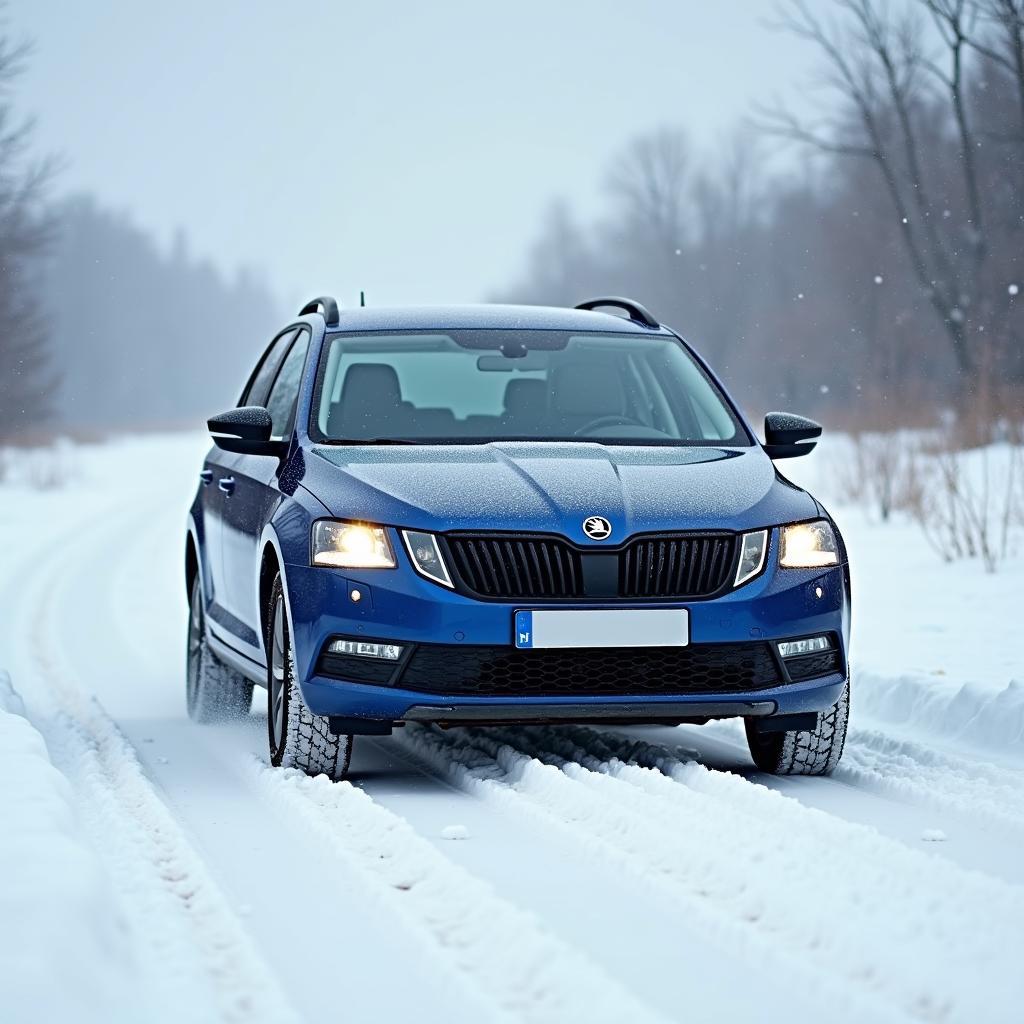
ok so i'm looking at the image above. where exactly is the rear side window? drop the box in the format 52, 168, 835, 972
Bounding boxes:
240, 329, 298, 407
265, 329, 311, 439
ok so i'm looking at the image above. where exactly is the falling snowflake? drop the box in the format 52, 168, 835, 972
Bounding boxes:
1010, 284, 1020, 297
675, 248, 682, 256
819, 384, 830, 394
797, 293, 804, 300
874, 275, 883, 285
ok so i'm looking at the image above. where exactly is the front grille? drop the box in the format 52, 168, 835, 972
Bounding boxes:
620, 535, 736, 597
444, 531, 738, 601
445, 535, 583, 599
397, 642, 780, 696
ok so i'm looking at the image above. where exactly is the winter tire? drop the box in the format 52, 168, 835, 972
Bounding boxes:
266, 575, 353, 781
186, 574, 254, 722
744, 682, 849, 776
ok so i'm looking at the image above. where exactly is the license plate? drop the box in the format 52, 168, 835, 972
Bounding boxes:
514, 609, 689, 649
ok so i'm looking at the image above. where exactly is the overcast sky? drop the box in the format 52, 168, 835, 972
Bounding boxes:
15, 1, 827, 310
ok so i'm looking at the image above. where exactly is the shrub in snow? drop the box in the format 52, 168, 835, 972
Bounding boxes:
907, 439, 1023, 572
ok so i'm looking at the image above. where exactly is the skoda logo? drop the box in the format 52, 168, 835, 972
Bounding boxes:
582, 515, 613, 541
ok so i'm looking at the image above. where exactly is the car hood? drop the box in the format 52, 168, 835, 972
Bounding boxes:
303, 443, 817, 540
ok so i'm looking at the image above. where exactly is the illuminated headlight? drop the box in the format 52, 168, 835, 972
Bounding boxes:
328, 639, 404, 660
780, 520, 839, 568
734, 529, 768, 587
311, 521, 396, 568
402, 530, 453, 588
778, 635, 832, 658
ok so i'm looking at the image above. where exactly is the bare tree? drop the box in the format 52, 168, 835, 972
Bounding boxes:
606, 127, 690, 256
967, 0, 1024, 134
0, 28, 55, 439
760, 0, 1020, 389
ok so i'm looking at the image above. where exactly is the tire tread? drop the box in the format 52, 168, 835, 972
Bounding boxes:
745, 684, 849, 776
268, 577, 352, 781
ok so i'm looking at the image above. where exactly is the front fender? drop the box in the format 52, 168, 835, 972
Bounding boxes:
254, 484, 331, 665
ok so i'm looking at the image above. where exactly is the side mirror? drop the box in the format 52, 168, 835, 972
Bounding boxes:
208, 406, 287, 457
763, 411, 822, 459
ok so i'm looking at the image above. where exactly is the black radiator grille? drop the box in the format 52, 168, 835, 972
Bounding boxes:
446, 535, 583, 599
620, 535, 736, 598
444, 531, 738, 600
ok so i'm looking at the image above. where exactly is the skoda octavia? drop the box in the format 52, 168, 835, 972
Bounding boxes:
185, 296, 850, 780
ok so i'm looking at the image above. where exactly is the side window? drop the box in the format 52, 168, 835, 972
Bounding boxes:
240, 329, 298, 408
265, 329, 311, 439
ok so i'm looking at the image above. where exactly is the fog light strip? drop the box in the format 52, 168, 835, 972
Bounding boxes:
777, 635, 831, 658
328, 640, 404, 661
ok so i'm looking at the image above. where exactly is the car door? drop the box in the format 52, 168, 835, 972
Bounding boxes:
211, 328, 297, 650
221, 327, 311, 647
197, 443, 233, 623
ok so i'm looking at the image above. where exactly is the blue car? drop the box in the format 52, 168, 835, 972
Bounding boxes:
185, 296, 850, 781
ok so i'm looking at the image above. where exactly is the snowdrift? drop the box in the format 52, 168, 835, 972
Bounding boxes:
0, 671, 137, 1022
856, 669, 1024, 759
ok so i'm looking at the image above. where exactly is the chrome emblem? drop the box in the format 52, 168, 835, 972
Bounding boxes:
582, 515, 612, 540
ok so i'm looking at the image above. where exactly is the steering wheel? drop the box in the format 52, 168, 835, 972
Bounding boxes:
574, 414, 646, 436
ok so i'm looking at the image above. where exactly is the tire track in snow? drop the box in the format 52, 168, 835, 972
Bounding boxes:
251, 758, 668, 1024
838, 726, 1024, 835
697, 715, 1024, 841
5, 497, 301, 1024
398, 723, 1024, 1024
28, 603, 299, 1023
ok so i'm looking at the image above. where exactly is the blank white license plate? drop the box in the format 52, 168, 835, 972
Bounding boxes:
514, 609, 689, 649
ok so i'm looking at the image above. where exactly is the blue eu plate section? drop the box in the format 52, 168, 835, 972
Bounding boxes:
514, 608, 689, 650
515, 610, 535, 649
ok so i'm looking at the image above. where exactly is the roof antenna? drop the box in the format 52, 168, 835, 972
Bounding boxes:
360, 290, 366, 307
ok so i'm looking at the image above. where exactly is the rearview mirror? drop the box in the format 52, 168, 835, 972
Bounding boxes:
207, 406, 287, 457
762, 411, 822, 459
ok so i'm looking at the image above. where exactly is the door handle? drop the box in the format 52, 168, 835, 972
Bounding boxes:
218, 476, 236, 495
199, 469, 213, 485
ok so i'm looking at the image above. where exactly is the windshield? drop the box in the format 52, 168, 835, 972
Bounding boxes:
311, 330, 749, 446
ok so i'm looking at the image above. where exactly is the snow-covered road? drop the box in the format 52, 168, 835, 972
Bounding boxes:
1, 434, 1021, 1023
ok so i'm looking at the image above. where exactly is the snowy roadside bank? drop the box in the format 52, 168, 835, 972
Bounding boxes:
855, 671, 1024, 761
0, 670, 138, 1023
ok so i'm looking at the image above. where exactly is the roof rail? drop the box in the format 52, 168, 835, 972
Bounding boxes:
574, 296, 660, 329
299, 295, 340, 326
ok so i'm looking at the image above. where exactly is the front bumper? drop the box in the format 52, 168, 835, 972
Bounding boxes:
302, 672, 848, 725
283, 530, 850, 723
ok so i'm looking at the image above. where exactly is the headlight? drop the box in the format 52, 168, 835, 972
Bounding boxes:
311, 521, 396, 568
780, 520, 839, 568
735, 529, 768, 587
402, 530, 453, 588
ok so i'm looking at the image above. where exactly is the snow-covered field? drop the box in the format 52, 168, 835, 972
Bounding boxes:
0, 433, 1021, 1023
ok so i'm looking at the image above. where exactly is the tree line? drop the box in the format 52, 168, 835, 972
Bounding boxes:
0, 25, 280, 440
497, 0, 1024, 426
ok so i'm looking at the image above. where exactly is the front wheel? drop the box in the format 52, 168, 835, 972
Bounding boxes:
744, 684, 850, 776
266, 575, 353, 781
